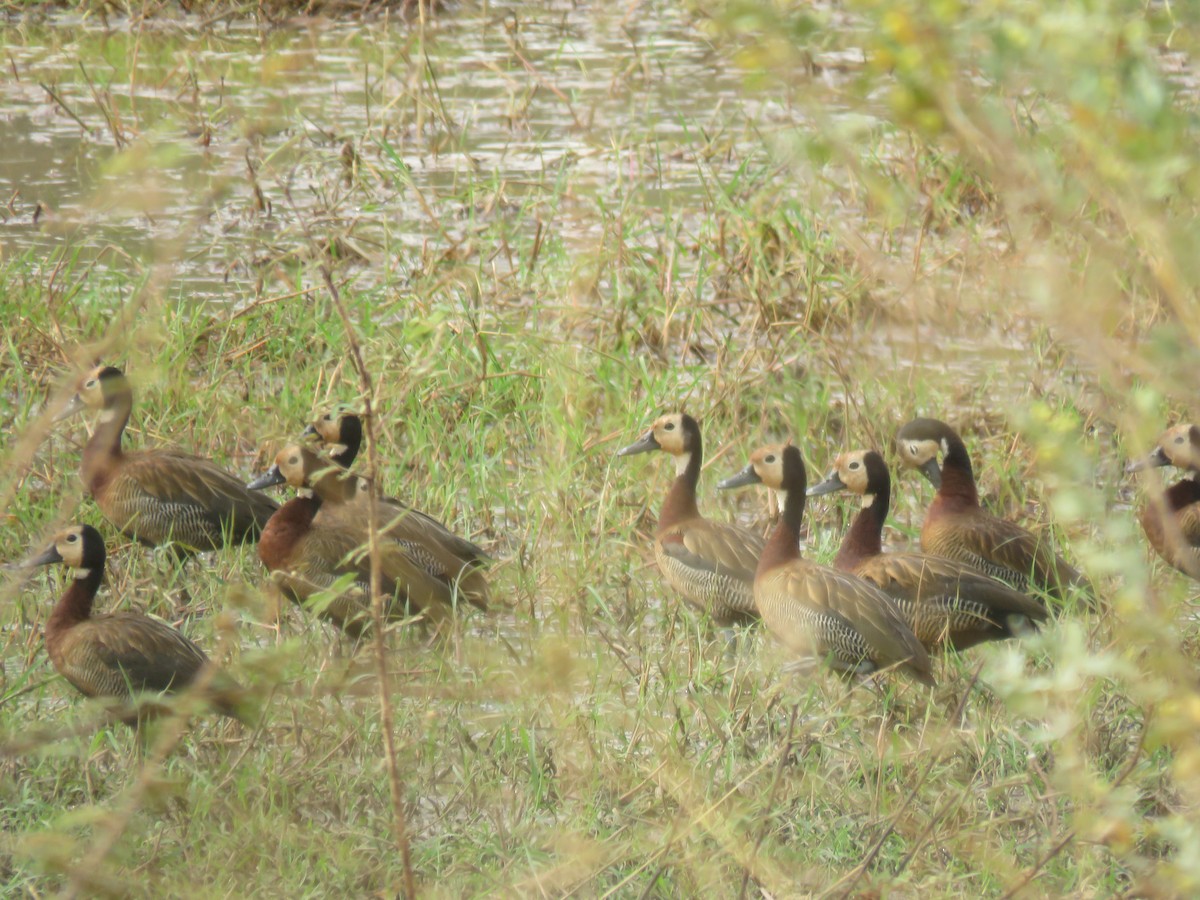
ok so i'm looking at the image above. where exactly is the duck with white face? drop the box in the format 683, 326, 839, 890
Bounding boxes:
248, 443, 484, 634
617, 412, 764, 627
894, 417, 1091, 607
301, 410, 492, 602
55, 364, 278, 554
807, 448, 1048, 652
302, 410, 364, 469
718, 442, 933, 685
24, 523, 250, 725
1127, 424, 1200, 580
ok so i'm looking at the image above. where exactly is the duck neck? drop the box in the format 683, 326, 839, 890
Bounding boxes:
658, 449, 701, 531
81, 391, 132, 493
937, 434, 979, 507
309, 469, 358, 505
329, 444, 356, 469
258, 494, 320, 567
835, 490, 887, 570
758, 487, 804, 574
1166, 475, 1200, 510
291, 493, 322, 521
333, 419, 363, 469
47, 569, 102, 634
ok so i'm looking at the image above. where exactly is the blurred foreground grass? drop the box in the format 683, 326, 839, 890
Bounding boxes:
0, 0, 1199, 896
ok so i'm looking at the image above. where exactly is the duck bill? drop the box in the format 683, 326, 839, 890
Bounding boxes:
717, 465, 761, 491
616, 431, 659, 457
301, 423, 319, 440
918, 457, 942, 488
53, 394, 87, 423
247, 465, 286, 490
1126, 446, 1169, 473
806, 472, 846, 497
26, 544, 63, 568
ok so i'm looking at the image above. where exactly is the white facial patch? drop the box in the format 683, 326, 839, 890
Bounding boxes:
860, 494, 875, 509
98, 409, 118, 424
73, 568, 92, 579
775, 488, 788, 510
674, 452, 692, 478
940, 438, 949, 456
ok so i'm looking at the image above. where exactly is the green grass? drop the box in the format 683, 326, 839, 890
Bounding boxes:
1, 0, 1199, 896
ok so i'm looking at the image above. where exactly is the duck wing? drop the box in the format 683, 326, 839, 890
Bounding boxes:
110, 449, 279, 549
55, 612, 210, 699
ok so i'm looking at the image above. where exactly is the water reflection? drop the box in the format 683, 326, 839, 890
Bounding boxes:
0, 4, 791, 302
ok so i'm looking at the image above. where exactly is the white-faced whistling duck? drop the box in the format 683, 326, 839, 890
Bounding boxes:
56, 365, 278, 554
718, 442, 934, 685
1127, 424, 1200, 580
895, 417, 1090, 605
248, 444, 465, 634
617, 413, 764, 626
302, 411, 490, 608
807, 449, 1048, 651
26, 524, 250, 725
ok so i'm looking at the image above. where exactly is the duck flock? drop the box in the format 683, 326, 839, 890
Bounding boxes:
17, 364, 1200, 724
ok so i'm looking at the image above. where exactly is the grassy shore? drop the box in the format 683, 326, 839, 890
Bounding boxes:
1, 1, 1198, 896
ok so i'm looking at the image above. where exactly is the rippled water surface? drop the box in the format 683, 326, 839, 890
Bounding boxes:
0, 4, 814, 302
0, 1, 1097, 408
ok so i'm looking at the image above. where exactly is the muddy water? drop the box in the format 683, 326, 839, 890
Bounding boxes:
0, 1, 1084, 418
0, 4, 809, 303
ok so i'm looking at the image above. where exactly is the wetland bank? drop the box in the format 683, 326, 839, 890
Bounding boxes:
1, 1, 1198, 896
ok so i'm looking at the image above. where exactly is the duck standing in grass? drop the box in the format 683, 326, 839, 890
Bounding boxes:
56, 365, 278, 554
302, 411, 491, 608
248, 453, 384, 637
807, 449, 1048, 651
895, 417, 1089, 606
617, 413, 763, 626
24, 524, 250, 725
719, 442, 933, 685
1127, 424, 1200, 580
249, 444, 472, 631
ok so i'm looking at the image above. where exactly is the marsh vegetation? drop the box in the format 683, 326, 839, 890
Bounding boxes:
1, 1, 1198, 896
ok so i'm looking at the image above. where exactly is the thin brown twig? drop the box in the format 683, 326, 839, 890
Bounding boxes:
62, 687, 221, 898
998, 724, 1146, 900
507, 44, 581, 129
317, 263, 417, 900
39, 82, 91, 133
824, 676, 969, 900
229, 284, 323, 321
737, 702, 799, 900
77, 62, 126, 149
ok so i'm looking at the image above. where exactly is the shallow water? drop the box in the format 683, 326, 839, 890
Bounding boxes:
0, 3, 817, 303
0, 2, 1114, 494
